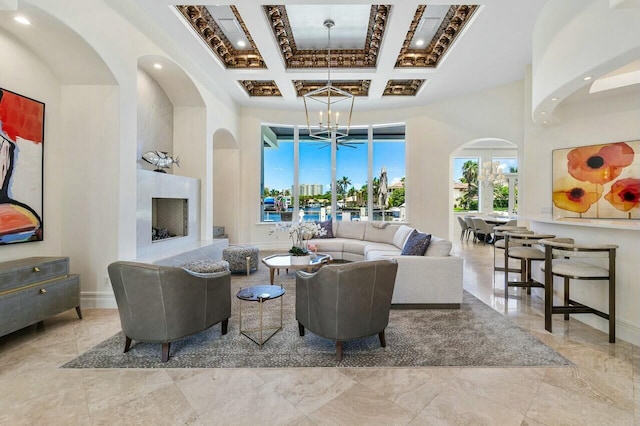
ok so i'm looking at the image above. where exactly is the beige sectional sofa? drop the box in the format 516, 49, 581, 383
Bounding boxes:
307, 221, 463, 308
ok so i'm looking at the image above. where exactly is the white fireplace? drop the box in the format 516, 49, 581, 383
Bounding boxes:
137, 170, 200, 258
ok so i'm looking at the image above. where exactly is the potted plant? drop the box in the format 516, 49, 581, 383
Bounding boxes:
270, 220, 326, 264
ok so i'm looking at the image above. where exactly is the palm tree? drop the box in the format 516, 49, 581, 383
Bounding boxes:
337, 176, 351, 207
460, 161, 479, 210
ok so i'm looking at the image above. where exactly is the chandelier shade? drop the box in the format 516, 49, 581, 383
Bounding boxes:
479, 160, 505, 184
303, 19, 354, 141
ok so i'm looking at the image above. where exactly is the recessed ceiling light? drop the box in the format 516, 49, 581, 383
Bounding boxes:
14, 16, 31, 25
551, 97, 559, 102
153, 63, 162, 69
541, 111, 547, 115
583, 76, 592, 81
543, 120, 549, 124
237, 40, 246, 48
415, 39, 424, 47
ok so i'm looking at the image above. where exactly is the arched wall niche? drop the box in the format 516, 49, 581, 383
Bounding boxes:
213, 128, 239, 243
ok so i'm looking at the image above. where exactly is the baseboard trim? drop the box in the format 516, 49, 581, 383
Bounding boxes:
392, 303, 461, 310
81, 292, 117, 309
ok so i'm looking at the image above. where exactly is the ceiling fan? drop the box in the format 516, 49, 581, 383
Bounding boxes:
317, 139, 365, 150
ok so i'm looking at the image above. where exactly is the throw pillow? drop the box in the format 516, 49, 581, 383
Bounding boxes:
400, 230, 432, 256
314, 220, 334, 238
181, 260, 229, 277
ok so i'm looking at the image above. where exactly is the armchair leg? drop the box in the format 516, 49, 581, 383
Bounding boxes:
378, 330, 386, 348
298, 322, 305, 336
161, 342, 170, 363
124, 336, 132, 353
221, 319, 229, 335
335, 341, 343, 362
75, 306, 83, 319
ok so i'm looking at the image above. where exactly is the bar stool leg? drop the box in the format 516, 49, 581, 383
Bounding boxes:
564, 277, 570, 321
544, 249, 553, 333
609, 251, 616, 343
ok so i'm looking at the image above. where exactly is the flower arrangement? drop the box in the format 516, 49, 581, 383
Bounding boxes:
270, 221, 326, 256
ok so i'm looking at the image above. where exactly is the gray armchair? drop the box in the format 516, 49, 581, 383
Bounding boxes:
295, 259, 398, 361
107, 261, 231, 362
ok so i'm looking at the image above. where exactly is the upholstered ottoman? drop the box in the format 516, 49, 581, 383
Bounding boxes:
222, 245, 259, 275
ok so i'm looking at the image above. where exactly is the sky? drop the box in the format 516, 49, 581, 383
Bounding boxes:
264, 140, 406, 192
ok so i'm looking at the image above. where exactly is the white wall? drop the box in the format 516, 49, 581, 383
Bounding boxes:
137, 68, 174, 172
60, 85, 120, 300
237, 81, 525, 247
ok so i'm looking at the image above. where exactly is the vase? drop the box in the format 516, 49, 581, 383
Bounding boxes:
290, 254, 311, 265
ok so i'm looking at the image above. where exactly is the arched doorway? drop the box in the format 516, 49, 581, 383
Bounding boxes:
450, 138, 519, 241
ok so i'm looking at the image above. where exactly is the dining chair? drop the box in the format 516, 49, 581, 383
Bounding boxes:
463, 216, 476, 242
539, 238, 617, 343
457, 216, 470, 241
471, 217, 495, 245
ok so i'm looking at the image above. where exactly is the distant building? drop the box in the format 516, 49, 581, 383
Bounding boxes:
296, 184, 324, 196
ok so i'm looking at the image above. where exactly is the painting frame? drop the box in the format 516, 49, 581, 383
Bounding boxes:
0, 87, 45, 245
552, 140, 639, 220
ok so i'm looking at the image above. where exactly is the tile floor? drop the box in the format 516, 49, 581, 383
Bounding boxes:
1, 241, 638, 425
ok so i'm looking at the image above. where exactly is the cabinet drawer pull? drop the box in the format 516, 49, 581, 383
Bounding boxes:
33, 267, 40, 272
39, 288, 47, 294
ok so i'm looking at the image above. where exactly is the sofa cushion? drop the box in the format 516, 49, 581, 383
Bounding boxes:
401, 230, 432, 256
364, 242, 401, 260
364, 222, 400, 244
307, 238, 346, 253
392, 224, 414, 249
314, 220, 334, 238
343, 240, 369, 256
335, 221, 366, 240
425, 236, 452, 257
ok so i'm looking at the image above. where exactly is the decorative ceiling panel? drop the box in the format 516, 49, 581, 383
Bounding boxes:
293, 80, 371, 97
176, 5, 266, 69
264, 5, 391, 69
239, 81, 282, 97
383, 80, 425, 96
395, 5, 478, 68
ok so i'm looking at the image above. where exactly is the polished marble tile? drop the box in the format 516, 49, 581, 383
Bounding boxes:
527, 382, 634, 425
307, 382, 415, 425
254, 367, 358, 415
341, 367, 460, 415
411, 380, 525, 425
89, 383, 201, 425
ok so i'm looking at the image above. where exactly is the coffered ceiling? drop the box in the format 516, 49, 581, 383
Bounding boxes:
129, 0, 548, 111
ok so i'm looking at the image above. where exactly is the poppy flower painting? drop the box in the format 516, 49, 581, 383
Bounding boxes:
0, 88, 45, 244
553, 141, 639, 219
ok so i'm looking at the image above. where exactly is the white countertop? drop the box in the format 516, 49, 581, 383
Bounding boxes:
526, 216, 640, 231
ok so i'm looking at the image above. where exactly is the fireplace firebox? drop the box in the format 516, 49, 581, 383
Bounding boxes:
152, 198, 188, 242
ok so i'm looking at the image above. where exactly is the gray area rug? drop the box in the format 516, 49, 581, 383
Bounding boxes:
63, 263, 572, 369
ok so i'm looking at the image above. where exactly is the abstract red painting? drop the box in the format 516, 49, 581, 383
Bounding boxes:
0, 88, 45, 244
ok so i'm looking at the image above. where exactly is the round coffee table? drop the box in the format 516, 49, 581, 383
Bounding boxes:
236, 285, 285, 348
261, 253, 332, 285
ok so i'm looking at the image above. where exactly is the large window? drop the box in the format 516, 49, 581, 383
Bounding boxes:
261, 124, 405, 222
453, 157, 479, 212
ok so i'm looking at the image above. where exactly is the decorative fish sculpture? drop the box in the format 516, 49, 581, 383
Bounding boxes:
142, 151, 180, 171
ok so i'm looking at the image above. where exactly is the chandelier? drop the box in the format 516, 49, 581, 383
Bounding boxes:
303, 19, 354, 141
479, 160, 505, 184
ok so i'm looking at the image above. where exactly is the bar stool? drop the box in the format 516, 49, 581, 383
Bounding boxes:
503, 232, 555, 298
493, 226, 530, 282
539, 238, 617, 343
